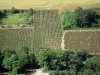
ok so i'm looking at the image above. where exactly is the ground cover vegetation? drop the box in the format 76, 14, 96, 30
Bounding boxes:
0, 46, 37, 75
0, 7, 33, 25
1, 47, 100, 75
61, 7, 100, 30
36, 48, 100, 75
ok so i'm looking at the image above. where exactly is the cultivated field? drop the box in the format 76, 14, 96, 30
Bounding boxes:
0, 0, 99, 9
62, 30, 100, 53
0, 10, 62, 52
33, 10, 62, 50
0, 29, 34, 51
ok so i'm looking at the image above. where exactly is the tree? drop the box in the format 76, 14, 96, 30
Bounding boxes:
80, 70, 93, 75
37, 48, 56, 70
37, 48, 77, 71
85, 56, 100, 71
76, 51, 89, 61
75, 7, 99, 27
14, 46, 30, 71
2, 46, 30, 74
61, 10, 75, 30
0, 10, 6, 19
10, 7, 16, 14
29, 8, 33, 15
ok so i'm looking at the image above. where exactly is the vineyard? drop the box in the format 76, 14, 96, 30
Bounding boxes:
1, 9, 100, 53
0, 10, 62, 52
63, 30, 100, 53
33, 10, 62, 51
0, 29, 34, 51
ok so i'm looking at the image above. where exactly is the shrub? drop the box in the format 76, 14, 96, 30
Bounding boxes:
0, 10, 6, 19
91, 8, 100, 27
61, 10, 76, 30
2, 46, 30, 74
49, 70, 70, 75
85, 56, 100, 71
2, 54, 19, 74
80, 70, 93, 75
75, 7, 99, 27
10, 7, 16, 14
29, 8, 33, 15
36, 48, 56, 70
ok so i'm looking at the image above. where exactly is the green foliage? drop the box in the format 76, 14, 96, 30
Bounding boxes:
61, 10, 75, 30
0, 7, 33, 25
23, 12, 33, 24
80, 70, 100, 75
61, 7, 100, 30
75, 7, 99, 27
1, 12, 32, 25
37, 48, 56, 70
2, 54, 20, 74
37, 48, 88, 72
0, 10, 6, 19
15, 46, 29, 68
10, 7, 17, 14
28, 8, 33, 16
80, 70, 93, 75
49, 70, 70, 75
2, 46, 30, 74
91, 8, 100, 27
85, 56, 100, 71
0, 51, 3, 68
1, 47, 100, 75
37, 49, 71, 70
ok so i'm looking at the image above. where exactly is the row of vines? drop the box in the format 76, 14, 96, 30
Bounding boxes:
64, 30, 100, 53
33, 10, 62, 51
0, 10, 62, 52
0, 29, 34, 52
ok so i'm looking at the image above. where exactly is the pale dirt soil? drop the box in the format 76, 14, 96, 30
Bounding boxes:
30, 68, 49, 75
61, 31, 66, 50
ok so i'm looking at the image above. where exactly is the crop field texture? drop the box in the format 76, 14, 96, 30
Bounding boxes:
63, 30, 100, 53
0, 10, 62, 52
0, 29, 34, 51
33, 10, 62, 51
0, 0, 99, 9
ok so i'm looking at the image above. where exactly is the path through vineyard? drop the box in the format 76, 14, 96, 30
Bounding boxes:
61, 31, 66, 50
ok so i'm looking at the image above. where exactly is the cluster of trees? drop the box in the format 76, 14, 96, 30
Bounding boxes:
0, 46, 37, 75
0, 7, 34, 15
1, 47, 100, 75
37, 48, 100, 75
61, 7, 100, 30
